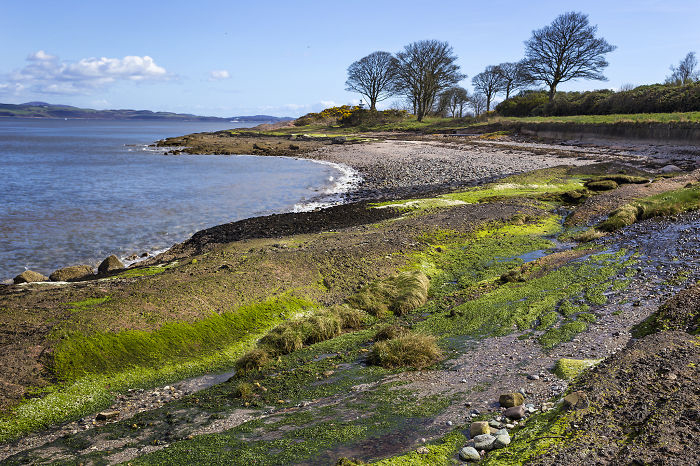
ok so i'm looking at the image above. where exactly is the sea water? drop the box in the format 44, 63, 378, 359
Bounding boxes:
0, 118, 355, 281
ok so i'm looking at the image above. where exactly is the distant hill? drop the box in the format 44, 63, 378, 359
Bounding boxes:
0, 102, 292, 122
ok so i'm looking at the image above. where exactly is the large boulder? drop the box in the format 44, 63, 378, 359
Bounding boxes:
13, 270, 48, 284
98, 255, 124, 274
49, 265, 94, 282
499, 392, 525, 408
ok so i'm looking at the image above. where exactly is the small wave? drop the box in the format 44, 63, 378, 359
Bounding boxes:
292, 160, 363, 212
121, 248, 170, 268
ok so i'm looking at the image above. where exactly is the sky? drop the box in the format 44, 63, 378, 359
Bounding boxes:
1, 0, 698, 117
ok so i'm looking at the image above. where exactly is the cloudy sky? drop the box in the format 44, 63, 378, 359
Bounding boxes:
1, 0, 698, 117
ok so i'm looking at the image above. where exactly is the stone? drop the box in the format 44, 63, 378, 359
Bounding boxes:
488, 419, 501, 429
504, 405, 526, 420
49, 265, 94, 282
660, 164, 681, 173
499, 392, 524, 408
563, 390, 589, 410
470, 421, 490, 437
416, 446, 429, 454
459, 446, 481, 462
473, 434, 496, 451
98, 255, 125, 274
96, 410, 120, 421
13, 270, 48, 284
493, 432, 511, 449
505, 423, 515, 429
527, 374, 540, 380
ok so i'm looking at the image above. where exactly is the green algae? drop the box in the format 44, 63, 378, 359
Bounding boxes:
553, 358, 602, 380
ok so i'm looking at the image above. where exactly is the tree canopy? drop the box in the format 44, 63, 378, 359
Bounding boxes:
345, 51, 398, 111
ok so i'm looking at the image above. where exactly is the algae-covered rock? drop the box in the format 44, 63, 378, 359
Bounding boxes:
13, 270, 48, 284
98, 255, 125, 274
459, 446, 481, 461
49, 265, 94, 282
470, 421, 490, 437
554, 358, 601, 380
493, 431, 511, 448
499, 392, 524, 408
563, 390, 589, 410
585, 179, 619, 191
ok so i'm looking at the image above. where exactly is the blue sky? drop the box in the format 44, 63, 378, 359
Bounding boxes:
1, 0, 698, 117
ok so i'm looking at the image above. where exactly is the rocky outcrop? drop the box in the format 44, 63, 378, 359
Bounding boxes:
13, 270, 48, 284
98, 255, 124, 274
49, 265, 94, 282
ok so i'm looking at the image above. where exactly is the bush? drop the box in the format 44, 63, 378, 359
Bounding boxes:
235, 348, 270, 373
495, 90, 549, 117
368, 333, 442, 369
294, 105, 359, 126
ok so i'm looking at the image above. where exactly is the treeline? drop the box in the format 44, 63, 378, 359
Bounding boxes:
496, 82, 700, 117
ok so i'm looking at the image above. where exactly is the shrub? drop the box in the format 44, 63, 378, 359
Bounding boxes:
294, 105, 359, 126
235, 348, 270, 373
338, 109, 408, 127
373, 324, 410, 341
368, 333, 442, 369
495, 90, 549, 117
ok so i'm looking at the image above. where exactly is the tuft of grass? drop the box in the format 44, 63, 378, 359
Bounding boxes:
52, 296, 313, 382
598, 185, 700, 232
373, 324, 411, 341
233, 382, 254, 399
346, 270, 429, 317
330, 305, 368, 330
368, 333, 443, 369
259, 323, 304, 355
553, 358, 602, 380
235, 348, 270, 374
585, 179, 618, 191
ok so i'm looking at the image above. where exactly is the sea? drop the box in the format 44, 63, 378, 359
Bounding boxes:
0, 118, 358, 282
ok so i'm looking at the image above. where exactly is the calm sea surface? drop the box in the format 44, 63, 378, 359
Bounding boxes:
0, 119, 345, 281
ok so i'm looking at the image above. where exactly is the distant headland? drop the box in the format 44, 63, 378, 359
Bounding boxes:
0, 101, 292, 122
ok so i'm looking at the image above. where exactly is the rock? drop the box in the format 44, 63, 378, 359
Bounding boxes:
416, 446, 429, 454
446, 420, 453, 426
459, 446, 481, 462
49, 265, 94, 282
13, 270, 48, 284
96, 410, 120, 421
504, 405, 526, 420
473, 434, 496, 451
98, 255, 124, 274
470, 421, 490, 437
493, 432, 511, 449
563, 391, 589, 410
660, 164, 681, 173
488, 419, 501, 429
527, 374, 540, 380
505, 423, 515, 429
499, 392, 524, 408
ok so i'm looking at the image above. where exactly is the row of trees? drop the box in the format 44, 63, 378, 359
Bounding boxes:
345, 11, 698, 120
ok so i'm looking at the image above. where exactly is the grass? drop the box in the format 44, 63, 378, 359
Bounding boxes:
477, 111, 700, 125
66, 296, 111, 312
346, 270, 430, 317
368, 333, 443, 370
597, 184, 700, 232
0, 296, 311, 443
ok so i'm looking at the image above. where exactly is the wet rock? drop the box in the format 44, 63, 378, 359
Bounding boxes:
493, 431, 511, 449
504, 405, 526, 420
459, 446, 481, 462
499, 392, 524, 408
13, 270, 48, 284
473, 433, 496, 451
527, 374, 540, 380
98, 255, 125, 274
660, 164, 681, 173
563, 391, 589, 410
96, 410, 120, 421
49, 265, 94, 282
470, 421, 490, 437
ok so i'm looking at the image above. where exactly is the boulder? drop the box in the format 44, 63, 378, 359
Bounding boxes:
13, 270, 48, 284
98, 255, 124, 274
660, 164, 681, 174
470, 421, 490, 437
504, 405, 526, 420
459, 446, 481, 462
473, 434, 496, 451
49, 265, 94, 282
499, 392, 524, 408
563, 390, 589, 410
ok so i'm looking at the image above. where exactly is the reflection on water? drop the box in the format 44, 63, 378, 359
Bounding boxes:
0, 119, 344, 280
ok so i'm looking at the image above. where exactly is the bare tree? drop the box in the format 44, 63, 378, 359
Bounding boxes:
392, 40, 466, 121
439, 86, 469, 117
666, 52, 699, 85
497, 61, 529, 100
521, 11, 616, 101
468, 92, 488, 116
472, 66, 505, 112
345, 51, 397, 111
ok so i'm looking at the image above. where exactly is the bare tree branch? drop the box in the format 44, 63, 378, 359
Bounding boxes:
345, 51, 398, 111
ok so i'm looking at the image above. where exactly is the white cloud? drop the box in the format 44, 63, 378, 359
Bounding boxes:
0, 50, 169, 95
209, 70, 230, 80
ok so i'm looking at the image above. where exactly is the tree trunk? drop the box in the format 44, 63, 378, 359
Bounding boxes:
369, 101, 377, 111
548, 84, 557, 102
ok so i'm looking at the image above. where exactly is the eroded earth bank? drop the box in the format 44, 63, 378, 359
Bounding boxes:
1, 132, 699, 465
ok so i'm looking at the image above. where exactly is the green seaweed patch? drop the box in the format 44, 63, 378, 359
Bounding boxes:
65, 296, 111, 312
553, 358, 602, 380
113, 265, 168, 278
372, 429, 467, 465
